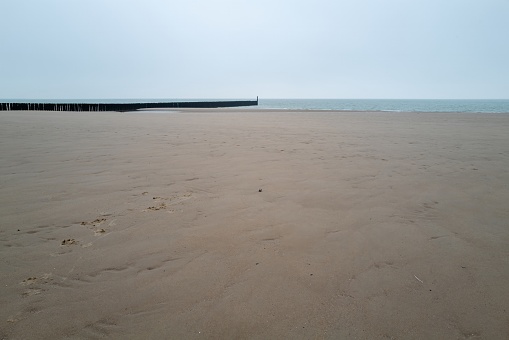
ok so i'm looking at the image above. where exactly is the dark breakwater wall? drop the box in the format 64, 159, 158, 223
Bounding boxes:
0, 99, 258, 112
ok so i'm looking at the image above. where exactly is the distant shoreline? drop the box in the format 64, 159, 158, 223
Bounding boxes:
1, 99, 508, 113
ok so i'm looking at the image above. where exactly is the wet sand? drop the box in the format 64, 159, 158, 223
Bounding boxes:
1, 109, 508, 339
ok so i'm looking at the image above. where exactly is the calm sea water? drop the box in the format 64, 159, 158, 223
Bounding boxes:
4, 98, 509, 113
257, 99, 509, 113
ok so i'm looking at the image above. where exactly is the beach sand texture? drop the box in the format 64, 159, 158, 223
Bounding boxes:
1, 109, 508, 339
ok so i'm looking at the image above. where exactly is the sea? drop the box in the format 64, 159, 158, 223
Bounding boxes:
256, 99, 509, 113
4, 98, 509, 113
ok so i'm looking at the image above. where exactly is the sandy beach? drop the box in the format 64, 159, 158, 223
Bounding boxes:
1, 109, 508, 339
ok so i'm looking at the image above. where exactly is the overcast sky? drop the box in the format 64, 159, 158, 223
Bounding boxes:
1, 0, 508, 99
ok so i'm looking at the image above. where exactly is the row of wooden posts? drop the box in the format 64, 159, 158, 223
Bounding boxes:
0, 98, 259, 112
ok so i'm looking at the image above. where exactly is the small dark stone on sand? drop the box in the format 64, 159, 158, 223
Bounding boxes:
310, 274, 313, 276
256, 263, 259, 265
258, 189, 262, 192
18, 229, 20, 231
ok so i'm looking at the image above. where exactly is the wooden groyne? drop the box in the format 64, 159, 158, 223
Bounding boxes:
0, 98, 258, 112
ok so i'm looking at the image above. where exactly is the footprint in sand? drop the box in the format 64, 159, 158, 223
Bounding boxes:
80, 218, 106, 226
20, 273, 53, 287
144, 193, 192, 212
152, 196, 167, 200
20, 277, 37, 286
61, 238, 78, 246
80, 218, 108, 236
145, 202, 167, 211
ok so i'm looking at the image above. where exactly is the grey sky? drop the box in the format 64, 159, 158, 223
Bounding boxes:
1, 0, 508, 99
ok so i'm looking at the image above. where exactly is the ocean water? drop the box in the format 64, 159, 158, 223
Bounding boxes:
3, 98, 509, 113
256, 99, 509, 113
